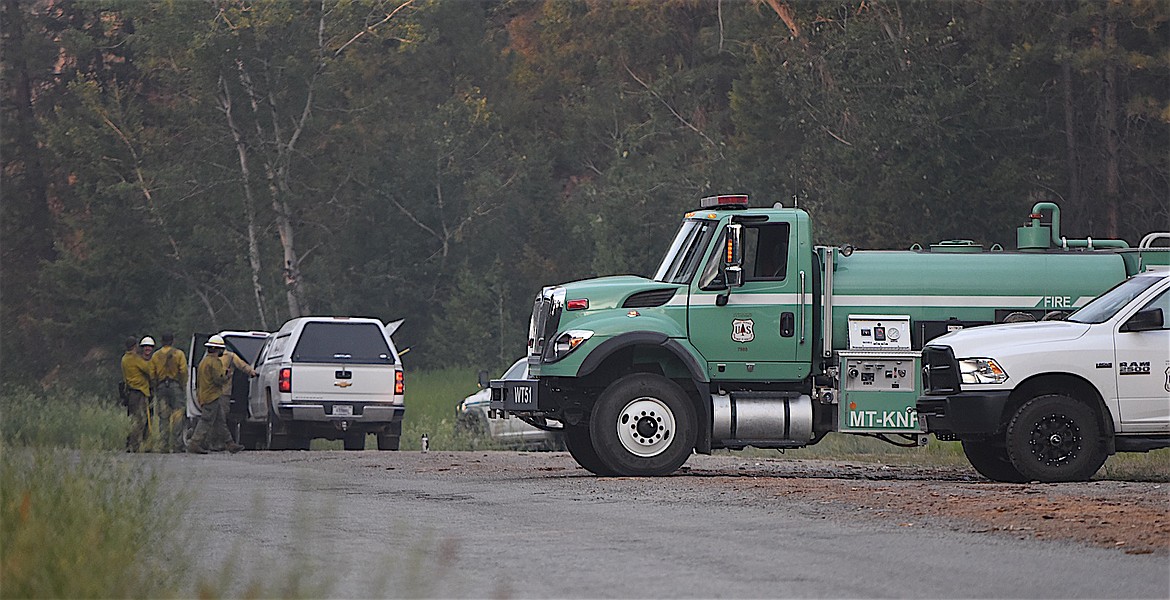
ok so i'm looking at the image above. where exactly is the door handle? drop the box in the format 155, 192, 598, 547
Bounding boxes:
780, 312, 795, 337
799, 270, 806, 343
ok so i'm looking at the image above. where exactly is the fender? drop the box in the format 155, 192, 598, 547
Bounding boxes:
576, 331, 714, 454
576, 331, 708, 383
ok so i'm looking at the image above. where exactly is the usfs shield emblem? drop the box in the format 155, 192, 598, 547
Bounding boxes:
732, 319, 755, 343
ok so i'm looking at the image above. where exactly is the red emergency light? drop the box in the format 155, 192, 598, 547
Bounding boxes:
699, 195, 749, 210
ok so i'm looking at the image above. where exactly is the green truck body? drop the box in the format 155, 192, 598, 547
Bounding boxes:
490, 197, 1167, 476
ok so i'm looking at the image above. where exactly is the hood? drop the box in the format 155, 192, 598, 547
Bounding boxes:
558, 275, 683, 311
930, 321, 1092, 356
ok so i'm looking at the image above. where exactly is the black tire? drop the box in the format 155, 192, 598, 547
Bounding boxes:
1005, 394, 1107, 482
588, 373, 697, 477
564, 424, 617, 476
343, 432, 366, 451
376, 434, 400, 451
266, 407, 289, 451
961, 439, 1028, 483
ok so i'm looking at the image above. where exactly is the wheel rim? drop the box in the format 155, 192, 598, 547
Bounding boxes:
615, 396, 675, 458
1028, 413, 1082, 465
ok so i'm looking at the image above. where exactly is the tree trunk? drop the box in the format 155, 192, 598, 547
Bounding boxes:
218, 74, 270, 329
0, 0, 55, 265
1102, 18, 1120, 239
1060, 2, 1080, 214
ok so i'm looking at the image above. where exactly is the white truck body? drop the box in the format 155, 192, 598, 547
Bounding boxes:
249, 316, 405, 451
918, 270, 1170, 481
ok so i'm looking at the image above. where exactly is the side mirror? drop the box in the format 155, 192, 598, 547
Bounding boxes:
477, 370, 490, 389
724, 224, 744, 269
722, 223, 744, 289
1120, 308, 1164, 332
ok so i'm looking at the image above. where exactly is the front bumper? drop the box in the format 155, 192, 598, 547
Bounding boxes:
915, 391, 1012, 437
489, 377, 565, 414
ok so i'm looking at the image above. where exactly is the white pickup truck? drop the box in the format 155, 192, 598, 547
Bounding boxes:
247, 316, 406, 451
917, 270, 1170, 482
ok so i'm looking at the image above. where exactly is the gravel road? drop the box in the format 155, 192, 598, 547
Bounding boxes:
164, 450, 1169, 598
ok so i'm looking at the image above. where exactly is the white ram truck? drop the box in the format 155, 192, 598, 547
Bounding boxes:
917, 270, 1170, 482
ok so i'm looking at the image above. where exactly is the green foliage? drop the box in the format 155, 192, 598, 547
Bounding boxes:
2, 0, 1167, 384
0, 449, 188, 598
0, 386, 130, 450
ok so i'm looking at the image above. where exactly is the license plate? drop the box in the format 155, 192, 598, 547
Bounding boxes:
333, 404, 353, 417
509, 383, 535, 406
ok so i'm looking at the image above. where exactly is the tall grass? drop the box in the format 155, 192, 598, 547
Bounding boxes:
400, 367, 484, 451
0, 449, 189, 598
0, 386, 129, 451
0, 386, 190, 598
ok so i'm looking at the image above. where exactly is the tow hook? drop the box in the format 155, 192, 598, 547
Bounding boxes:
340, 420, 349, 432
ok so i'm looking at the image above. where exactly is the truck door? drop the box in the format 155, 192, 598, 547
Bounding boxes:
186, 332, 211, 418
1114, 288, 1170, 433
688, 216, 810, 381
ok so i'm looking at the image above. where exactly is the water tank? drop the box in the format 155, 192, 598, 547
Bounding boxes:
828, 250, 1129, 349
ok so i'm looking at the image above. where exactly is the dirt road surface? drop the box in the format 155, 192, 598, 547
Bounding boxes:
167, 451, 1169, 598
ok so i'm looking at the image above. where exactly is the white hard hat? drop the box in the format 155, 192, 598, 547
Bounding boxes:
140, 336, 156, 347
205, 334, 226, 349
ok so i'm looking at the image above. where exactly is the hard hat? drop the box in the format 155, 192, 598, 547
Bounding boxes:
205, 334, 226, 349
140, 336, 156, 347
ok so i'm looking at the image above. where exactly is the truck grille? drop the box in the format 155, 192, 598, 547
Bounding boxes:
921, 345, 961, 394
528, 291, 561, 360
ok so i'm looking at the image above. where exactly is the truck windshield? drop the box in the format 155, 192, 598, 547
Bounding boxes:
292, 322, 394, 364
653, 219, 715, 284
1068, 275, 1163, 324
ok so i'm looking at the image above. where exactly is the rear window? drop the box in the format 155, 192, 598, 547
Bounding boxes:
292, 322, 394, 364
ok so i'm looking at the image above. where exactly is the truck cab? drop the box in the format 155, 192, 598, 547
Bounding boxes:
918, 270, 1170, 482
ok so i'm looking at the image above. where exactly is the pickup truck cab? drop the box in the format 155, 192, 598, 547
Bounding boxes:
918, 270, 1170, 482
248, 316, 405, 451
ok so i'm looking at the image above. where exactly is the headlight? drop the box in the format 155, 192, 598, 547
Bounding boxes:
550, 329, 593, 361
958, 358, 1009, 384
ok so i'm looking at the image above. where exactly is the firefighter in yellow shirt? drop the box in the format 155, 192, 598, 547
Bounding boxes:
150, 332, 188, 452
121, 336, 156, 452
188, 335, 255, 454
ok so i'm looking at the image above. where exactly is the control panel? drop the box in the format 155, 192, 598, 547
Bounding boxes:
847, 314, 912, 351
843, 357, 913, 391
837, 349, 923, 433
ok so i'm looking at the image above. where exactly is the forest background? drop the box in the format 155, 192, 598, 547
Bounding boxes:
2, 0, 1167, 387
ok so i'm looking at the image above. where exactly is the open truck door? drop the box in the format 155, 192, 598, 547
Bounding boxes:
183, 332, 212, 448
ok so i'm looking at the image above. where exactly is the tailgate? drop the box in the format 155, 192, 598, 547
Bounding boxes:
291, 363, 397, 403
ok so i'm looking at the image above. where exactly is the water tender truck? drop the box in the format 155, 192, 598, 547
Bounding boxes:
490, 196, 1168, 477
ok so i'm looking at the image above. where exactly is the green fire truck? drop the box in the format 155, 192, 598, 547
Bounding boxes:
490, 196, 1167, 477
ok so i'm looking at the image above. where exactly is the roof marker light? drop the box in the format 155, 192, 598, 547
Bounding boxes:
699, 195, 749, 210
